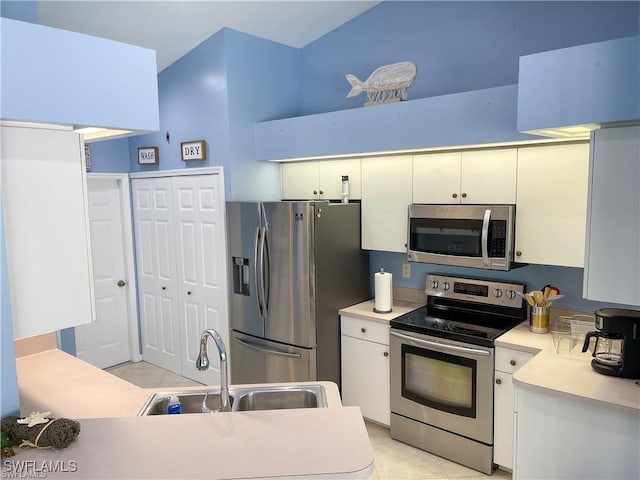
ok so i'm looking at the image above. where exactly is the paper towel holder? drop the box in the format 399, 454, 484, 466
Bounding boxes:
373, 268, 393, 314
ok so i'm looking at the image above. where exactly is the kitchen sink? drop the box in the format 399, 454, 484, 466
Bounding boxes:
138, 384, 326, 415
234, 387, 321, 411
140, 391, 233, 415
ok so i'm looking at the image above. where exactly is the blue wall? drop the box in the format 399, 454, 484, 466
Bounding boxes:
1, 209, 20, 417
87, 138, 131, 173
225, 29, 300, 201
371, 252, 638, 313
299, 1, 640, 115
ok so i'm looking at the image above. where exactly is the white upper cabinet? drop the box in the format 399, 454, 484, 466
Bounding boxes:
413, 148, 517, 204
281, 158, 361, 201
515, 143, 589, 267
584, 126, 640, 306
361, 155, 412, 252
1, 122, 95, 339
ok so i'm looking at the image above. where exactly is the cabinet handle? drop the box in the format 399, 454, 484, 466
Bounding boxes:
383, 352, 389, 357
461, 192, 467, 198
496, 378, 502, 385
117, 280, 126, 288
452, 193, 458, 199
313, 190, 318, 195
162, 286, 167, 291
361, 327, 367, 333
510, 359, 516, 366
187, 291, 192, 295
516, 251, 522, 257
319, 190, 323, 195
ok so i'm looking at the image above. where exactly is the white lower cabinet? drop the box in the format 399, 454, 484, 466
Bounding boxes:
493, 347, 534, 470
340, 315, 390, 426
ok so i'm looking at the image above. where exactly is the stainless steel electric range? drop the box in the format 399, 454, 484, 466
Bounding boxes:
389, 273, 526, 475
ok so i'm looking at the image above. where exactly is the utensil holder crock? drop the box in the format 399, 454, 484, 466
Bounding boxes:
530, 306, 550, 334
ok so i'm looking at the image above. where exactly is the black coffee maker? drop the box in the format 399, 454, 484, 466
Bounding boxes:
582, 308, 640, 379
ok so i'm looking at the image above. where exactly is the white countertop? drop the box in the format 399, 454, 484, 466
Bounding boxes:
496, 321, 640, 413
13, 349, 374, 479
339, 299, 424, 324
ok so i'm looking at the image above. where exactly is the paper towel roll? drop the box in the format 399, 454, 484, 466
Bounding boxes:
374, 269, 393, 313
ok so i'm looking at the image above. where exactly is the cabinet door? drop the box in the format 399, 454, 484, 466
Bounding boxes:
515, 143, 589, 267
584, 126, 640, 305
281, 162, 319, 200
172, 174, 229, 386
132, 178, 181, 374
493, 371, 515, 469
413, 152, 462, 203
461, 149, 518, 204
341, 334, 390, 426
1, 123, 95, 339
361, 155, 413, 252
318, 158, 362, 200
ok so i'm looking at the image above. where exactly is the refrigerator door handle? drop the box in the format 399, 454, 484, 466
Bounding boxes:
254, 226, 263, 318
258, 226, 268, 319
262, 227, 270, 316
233, 336, 303, 359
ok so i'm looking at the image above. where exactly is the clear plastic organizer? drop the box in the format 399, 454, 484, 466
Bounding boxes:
551, 314, 595, 355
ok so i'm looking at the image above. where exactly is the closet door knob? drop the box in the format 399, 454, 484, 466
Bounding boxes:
162, 286, 167, 291
383, 352, 389, 357
452, 193, 458, 199
117, 280, 126, 288
187, 291, 192, 295
461, 192, 467, 198
361, 327, 367, 333
496, 378, 502, 385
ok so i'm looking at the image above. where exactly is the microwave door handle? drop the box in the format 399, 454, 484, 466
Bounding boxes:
481, 209, 491, 267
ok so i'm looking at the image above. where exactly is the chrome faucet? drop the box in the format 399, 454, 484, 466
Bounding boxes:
196, 328, 231, 412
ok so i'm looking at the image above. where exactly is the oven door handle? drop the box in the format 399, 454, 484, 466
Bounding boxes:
390, 330, 490, 356
481, 208, 491, 267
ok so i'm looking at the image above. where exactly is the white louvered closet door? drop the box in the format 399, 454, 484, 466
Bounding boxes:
131, 178, 181, 374
172, 174, 228, 386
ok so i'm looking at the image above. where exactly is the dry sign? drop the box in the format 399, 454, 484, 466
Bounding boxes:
181, 140, 206, 161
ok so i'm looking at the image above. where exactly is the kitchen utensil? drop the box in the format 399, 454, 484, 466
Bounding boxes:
531, 290, 544, 306
515, 290, 535, 307
543, 294, 565, 306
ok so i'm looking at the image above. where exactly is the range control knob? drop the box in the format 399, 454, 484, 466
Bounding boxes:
442, 282, 451, 291
431, 280, 439, 289
494, 288, 503, 298
506, 290, 517, 300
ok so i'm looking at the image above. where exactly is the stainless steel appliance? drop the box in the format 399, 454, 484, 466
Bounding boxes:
390, 274, 526, 475
226, 201, 369, 387
581, 308, 640, 379
407, 204, 516, 270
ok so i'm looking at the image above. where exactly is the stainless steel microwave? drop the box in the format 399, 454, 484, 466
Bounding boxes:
407, 204, 516, 271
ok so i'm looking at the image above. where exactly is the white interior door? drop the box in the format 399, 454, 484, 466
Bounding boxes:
75, 176, 134, 368
173, 174, 229, 385
132, 178, 181, 374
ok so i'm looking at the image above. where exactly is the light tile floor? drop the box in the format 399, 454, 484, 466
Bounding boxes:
106, 361, 512, 480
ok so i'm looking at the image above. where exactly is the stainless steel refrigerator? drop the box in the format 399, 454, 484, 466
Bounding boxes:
227, 201, 369, 388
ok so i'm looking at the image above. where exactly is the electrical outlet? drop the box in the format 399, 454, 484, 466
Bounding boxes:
402, 263, 411, 278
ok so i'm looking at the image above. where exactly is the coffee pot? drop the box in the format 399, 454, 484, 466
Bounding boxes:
581, 308, 640, 379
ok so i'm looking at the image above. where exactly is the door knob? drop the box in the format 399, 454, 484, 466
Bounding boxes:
117, 280, 126, 287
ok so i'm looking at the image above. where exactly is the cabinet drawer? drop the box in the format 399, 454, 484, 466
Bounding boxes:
341, 316, 389, 346
495, 347, 534, 374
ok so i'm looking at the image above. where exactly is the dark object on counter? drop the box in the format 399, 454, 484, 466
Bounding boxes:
582, 308, 640, 379
1, 416, 80, 449
1, 431, 15, 457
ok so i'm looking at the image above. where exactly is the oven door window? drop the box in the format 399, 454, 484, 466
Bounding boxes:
401, 343, 476, 418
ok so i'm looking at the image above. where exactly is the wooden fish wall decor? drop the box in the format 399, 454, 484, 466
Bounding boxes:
346, 61, 417, 106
